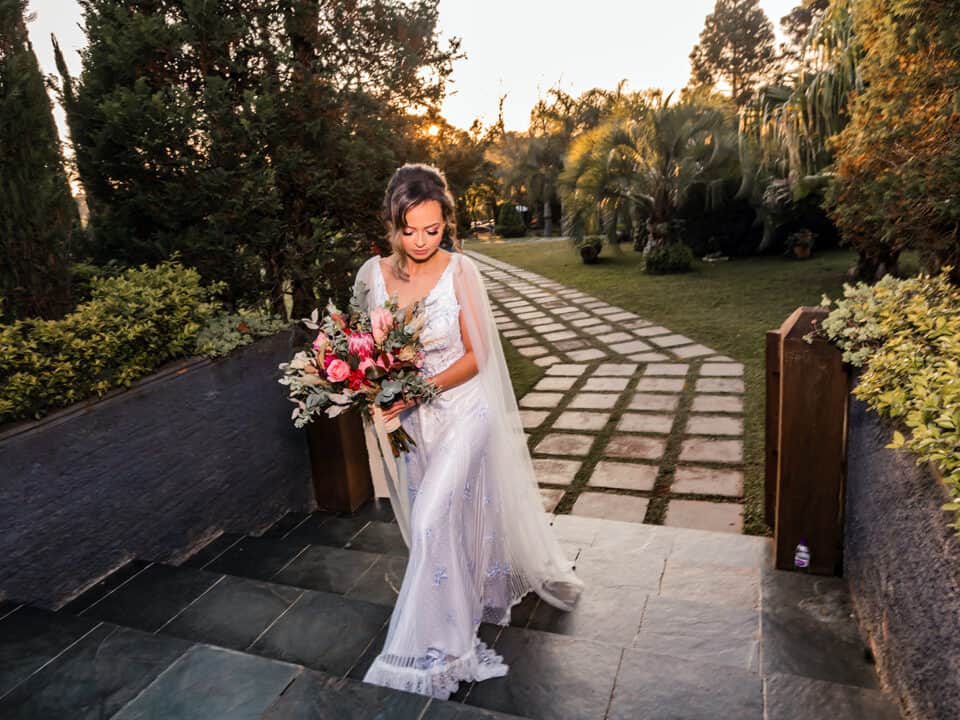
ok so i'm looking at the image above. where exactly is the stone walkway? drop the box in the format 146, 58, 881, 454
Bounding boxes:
466, 250, 747, 534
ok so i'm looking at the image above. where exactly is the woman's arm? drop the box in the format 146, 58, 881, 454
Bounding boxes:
381, 309, 477, 422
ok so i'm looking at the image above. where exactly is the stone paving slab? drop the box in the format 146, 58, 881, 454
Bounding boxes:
664, 499, 744, 534
587, 461, 658, 491
535, 433, 596, 457
692, 395, 744, 413
571, 492, 650, 522
672, 466, 744, 497
628, 393, 680, 412
532, 458, 582, 485
686, 415, 744, 436
467, 250, 750, 537
553, 411, 610, 431
617, 413, 674, 434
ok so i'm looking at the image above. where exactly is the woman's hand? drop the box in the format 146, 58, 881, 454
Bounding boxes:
381, 395, 418, 423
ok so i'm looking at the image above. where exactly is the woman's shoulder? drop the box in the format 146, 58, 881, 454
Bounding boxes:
448, 249, 478, 274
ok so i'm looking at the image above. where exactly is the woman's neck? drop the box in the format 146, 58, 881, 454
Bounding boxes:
396, 248, 447, 277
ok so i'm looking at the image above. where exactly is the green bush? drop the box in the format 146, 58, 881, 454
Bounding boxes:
575, 235, 603, 264
816, 269, 960, 534
495, 203, 526, 238
643, 242, 695, 274
194, 309, 290, 358
0, 258, 223, 424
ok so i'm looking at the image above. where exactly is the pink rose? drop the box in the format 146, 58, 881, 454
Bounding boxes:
370, 307, 394, 344
358, 357, 376, 374
325, 358, 350, 383
347, 332, 375, 360
312, 331, 329, 353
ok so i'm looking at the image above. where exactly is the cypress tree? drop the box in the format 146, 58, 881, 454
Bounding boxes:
0, 0, 77, 321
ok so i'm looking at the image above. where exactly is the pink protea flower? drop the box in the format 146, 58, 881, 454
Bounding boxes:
326, 358, 350, 383
358, 356, 376, 374
370, 307, 395, 344
347, 332, 375, 360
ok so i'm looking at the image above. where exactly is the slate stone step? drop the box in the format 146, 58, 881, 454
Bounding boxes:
0, 603, 525, 720
34, 502, 900, 719
3, 594, 899, 720
178, 511, 891, 693
67, 561, 391, 677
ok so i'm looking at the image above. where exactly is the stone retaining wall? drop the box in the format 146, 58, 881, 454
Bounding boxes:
0, 330, 315, 608
845, 394, 960, 720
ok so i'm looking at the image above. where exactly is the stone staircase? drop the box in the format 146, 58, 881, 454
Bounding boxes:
0, 499, 902, 719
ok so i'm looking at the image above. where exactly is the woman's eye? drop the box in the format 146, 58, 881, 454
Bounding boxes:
427, 231, 439, 236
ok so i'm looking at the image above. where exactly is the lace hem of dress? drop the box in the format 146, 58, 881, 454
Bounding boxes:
363, 632, 509, 700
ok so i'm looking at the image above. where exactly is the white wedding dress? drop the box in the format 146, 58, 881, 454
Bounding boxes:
352, 249, 584, 700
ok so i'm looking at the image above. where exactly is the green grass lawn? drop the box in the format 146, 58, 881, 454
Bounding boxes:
472, 237, 858, 536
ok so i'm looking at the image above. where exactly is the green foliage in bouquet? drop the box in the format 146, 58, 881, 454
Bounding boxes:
816, 269, 960, 533
0, 257, 221, 424
279, 278, 439, 456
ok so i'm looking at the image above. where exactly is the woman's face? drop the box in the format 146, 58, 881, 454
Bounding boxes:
400, 200, 445, 261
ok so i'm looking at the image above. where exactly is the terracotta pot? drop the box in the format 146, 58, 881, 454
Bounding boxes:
792, 244, 812, 259
305, 410, 374, 512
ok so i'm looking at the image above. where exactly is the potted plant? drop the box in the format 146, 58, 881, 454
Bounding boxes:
786, 229, 816, 259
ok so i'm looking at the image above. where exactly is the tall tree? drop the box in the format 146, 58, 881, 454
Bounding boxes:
689, 0, 776, 107
0, 0, 77, 322
736, 0, 859, 252
828, 0, 960, 281
60, 0, 461, 318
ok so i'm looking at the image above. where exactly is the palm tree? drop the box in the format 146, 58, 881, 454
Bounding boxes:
560, 93, 740, 252
738, 0, 860, 251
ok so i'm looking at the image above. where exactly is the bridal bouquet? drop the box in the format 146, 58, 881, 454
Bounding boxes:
278, 292, 439, 456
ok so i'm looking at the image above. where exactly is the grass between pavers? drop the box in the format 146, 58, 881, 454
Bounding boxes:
500, 338, 544, 399
472, 238, 857, 536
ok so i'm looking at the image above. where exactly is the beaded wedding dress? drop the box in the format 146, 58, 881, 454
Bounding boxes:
351, 248, 584, 700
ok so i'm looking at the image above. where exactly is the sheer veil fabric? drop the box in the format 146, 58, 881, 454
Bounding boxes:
350, 248, 585, 697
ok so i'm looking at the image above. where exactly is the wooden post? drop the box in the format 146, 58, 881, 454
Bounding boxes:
305, 411, 374, 512
770, 307, 848, 575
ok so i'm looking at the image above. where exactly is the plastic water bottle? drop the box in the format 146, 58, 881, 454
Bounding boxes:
794, 540, 811, 571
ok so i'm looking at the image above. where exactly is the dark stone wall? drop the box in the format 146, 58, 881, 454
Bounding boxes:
0, 330, 315, 608
845, 394, 960, 720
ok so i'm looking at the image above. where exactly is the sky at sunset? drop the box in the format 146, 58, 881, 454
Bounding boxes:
27, 0, 799, 141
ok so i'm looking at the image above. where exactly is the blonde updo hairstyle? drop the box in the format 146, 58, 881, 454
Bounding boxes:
381, 162, 460, 280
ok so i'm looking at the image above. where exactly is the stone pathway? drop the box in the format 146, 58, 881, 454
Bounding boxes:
466, 250, 747, 534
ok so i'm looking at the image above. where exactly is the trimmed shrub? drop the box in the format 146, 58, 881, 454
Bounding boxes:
0, 258, 284, 425
194, 309, 290, 358
495, 203, 526, 238
643, 242, 695, 274
817, 269, 960, 533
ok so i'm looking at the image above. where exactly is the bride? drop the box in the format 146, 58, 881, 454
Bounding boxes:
352, 162, 584, 700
